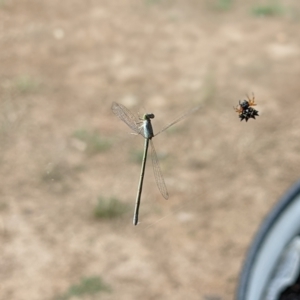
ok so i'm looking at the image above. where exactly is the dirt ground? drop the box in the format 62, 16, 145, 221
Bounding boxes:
1, 1, 300, 299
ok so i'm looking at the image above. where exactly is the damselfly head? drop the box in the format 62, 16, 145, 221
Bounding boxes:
143, 113, 155, 120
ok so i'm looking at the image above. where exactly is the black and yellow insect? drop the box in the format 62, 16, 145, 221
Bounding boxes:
234, 94, 259, 122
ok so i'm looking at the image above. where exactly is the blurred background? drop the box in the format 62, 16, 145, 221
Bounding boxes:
1, 0, 300, 299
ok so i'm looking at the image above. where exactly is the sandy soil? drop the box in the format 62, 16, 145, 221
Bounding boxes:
1, 1, 300, 299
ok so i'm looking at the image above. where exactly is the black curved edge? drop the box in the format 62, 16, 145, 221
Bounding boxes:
236, 179, 300, 300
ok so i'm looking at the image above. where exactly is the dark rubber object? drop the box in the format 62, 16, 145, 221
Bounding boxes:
236, 180, 300, 300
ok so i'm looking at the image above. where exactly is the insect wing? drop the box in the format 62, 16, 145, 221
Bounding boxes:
111, 102, 144, 137
150, 140, 169, 199
154, 106, 200, 137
